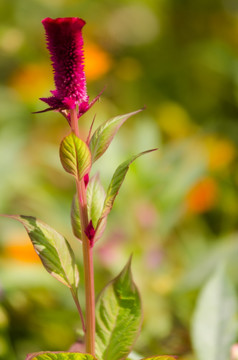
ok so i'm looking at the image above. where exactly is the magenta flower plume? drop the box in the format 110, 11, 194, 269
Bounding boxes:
40, 17, 99, 119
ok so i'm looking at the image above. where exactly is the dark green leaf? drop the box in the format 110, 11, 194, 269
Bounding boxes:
8, 215, 79, 291
192, 265, 237, 360
89, 109, 143, 163
60, 132, 91, 180
95, 257, 142, 360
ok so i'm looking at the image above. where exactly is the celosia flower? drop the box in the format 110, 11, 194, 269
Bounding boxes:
39, 17, 99, 119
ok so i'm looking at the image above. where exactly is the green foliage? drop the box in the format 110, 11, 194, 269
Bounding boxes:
27, 353, 97, 360
7, 215, 79, 292
192, 265, 237, 360
71, 174, 106, 241
60, 133, 91, 180
87, 174, 105, 228
71, 194, 82, 240
89, 109, 143, 163
141, 357, 177, 360
95, 257, 142, 360
86, 174, 107, 241
125, 358, 177, 360
1, 0, 238, 357
96, 149, 156, 231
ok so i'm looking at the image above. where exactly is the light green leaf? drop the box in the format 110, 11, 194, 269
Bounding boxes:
26, 352, 97, 360
8, 215, 79, 292
192, 265, 237, 360
87, 174, 105, 228
60, 132, 91, 180
97, 149, 157, 229
89, 109, 143, 163
71, 194, 82, 240
71, 174, 106, 241
95, 257, 142, 360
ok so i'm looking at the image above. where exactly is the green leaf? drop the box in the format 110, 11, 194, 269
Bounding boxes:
95, 257, 142, 360
60, 132, 91, 180
87, 174, 105, 228
71, 174, 106, 241
71, 194, 82, 240
26, 352, 97, 360
97, 149, 157, 229
8, 215, 79, 292
89, 109, 143, 163
141, 357, 177, 360
192, 265, 237, 360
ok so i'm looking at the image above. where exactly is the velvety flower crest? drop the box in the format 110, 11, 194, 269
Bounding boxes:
40, 17, 97, 117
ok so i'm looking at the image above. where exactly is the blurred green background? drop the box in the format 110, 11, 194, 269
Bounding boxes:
1, 0, 238, 359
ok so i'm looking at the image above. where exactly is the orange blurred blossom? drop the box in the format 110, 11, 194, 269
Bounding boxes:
3, 233, 41, 264
9, 63, 52, 103
84, 42, 112, 81
186, 177, 218, 214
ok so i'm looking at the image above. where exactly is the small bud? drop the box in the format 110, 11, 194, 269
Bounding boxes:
85, 220, 95, 247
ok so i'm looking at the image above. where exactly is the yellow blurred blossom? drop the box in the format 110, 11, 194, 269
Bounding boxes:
204, 135, 236, 171
151, 274, 174, 295
186, 177, 218, 214
9, 63, 52, 103
0, 28, 24, 54
157, 102, 197, 139
84, 42, 112, 81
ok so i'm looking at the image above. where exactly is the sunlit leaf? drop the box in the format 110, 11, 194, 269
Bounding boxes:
141, 357, 177, 360
71, 174, 106, 241
95, 257, 142, 360
96, 149, 157, 230
7, 215, 79, 292
60, 132, 91, 180
142, 355, 177, 360
26, 352, 97, 360
87, 174, 105, 228
89, 109, 143, 163
192, 265, 237, 360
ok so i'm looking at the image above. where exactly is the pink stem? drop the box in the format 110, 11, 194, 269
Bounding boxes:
70, 109, 95, 356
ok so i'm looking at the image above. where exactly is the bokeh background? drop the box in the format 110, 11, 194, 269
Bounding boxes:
1, 0, 238, 359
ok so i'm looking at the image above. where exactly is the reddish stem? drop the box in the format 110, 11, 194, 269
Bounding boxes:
70, 108, 95, 356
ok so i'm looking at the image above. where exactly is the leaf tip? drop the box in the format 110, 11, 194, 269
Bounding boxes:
127, 253, 133, 268
119, 254, 135, 282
